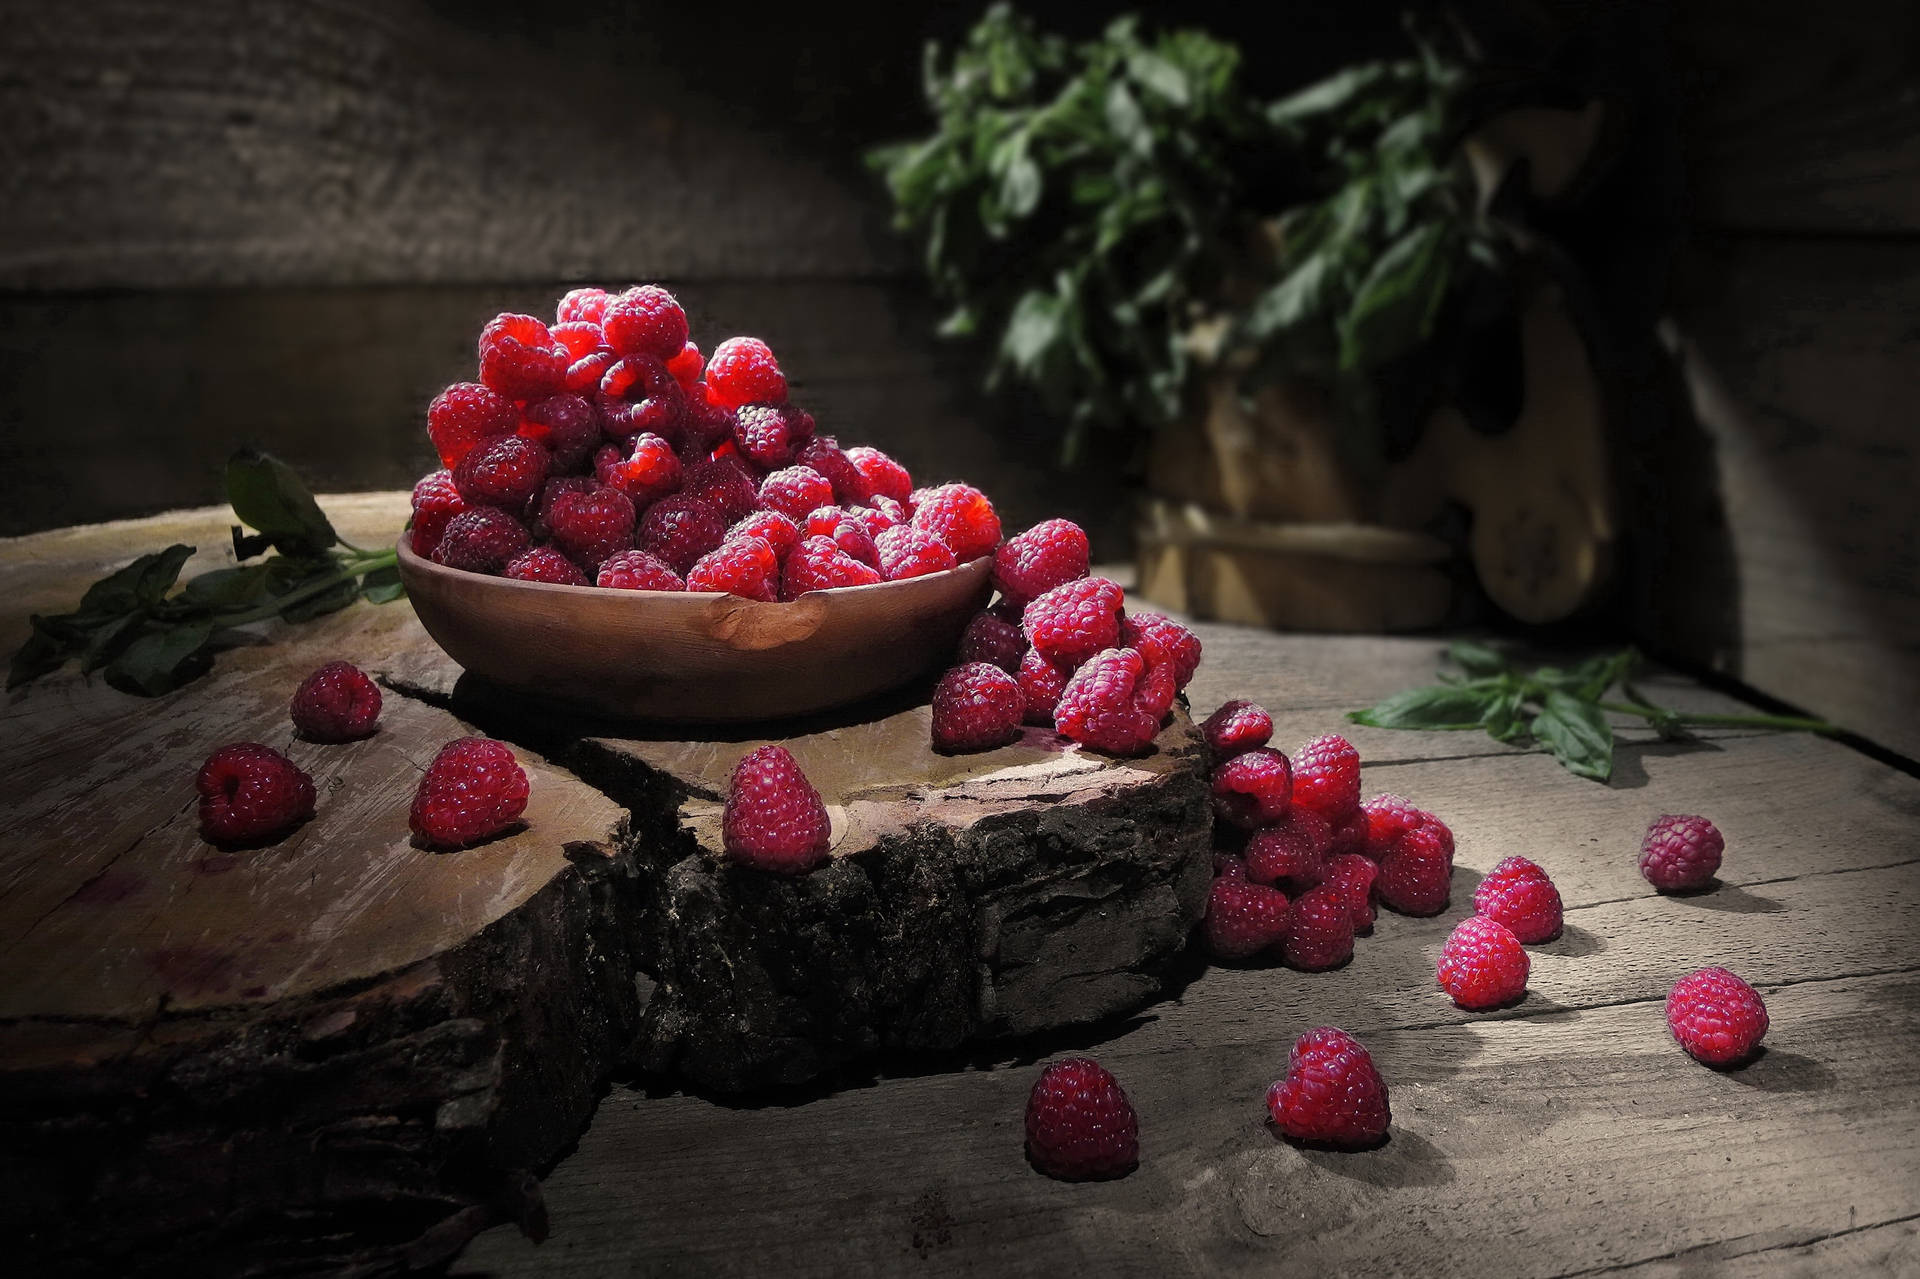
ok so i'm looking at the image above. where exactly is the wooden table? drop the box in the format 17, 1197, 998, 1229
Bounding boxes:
5, 494, 1918, 1277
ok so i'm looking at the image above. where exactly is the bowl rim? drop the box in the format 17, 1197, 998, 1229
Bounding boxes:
396, 528, 993, 603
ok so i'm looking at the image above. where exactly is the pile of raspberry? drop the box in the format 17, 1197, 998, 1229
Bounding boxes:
1198, 708, 1465, 972
414, 285, 995, 602
930, 518, 1201, 756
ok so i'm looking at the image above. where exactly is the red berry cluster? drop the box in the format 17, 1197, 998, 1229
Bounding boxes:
1197, 711, 1460, 973
195, 660, 528, 853
414, 286, 986, 600
927, 517, 1201, 757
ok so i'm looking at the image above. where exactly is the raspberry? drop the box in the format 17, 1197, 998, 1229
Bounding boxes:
1361, 793, 1429, 861
1017, 648, 1071, 725
596, 549, 685, 591
1202, 876, 1289, 960
1214, 852, 1248, 881
520, 392, 600, 471
1328, 810, 1368, 858
1022, 577, 1124, 666
758, 465, 836, 522
1640, 814, 1724, 893
705, 337, 788, 410
1321, 853, 1379, 933
679, 388, 736, 453
957, 609, 1028, 674
196, 742, 316, 846
993, 519, 1090, 606
875, 525, 956, 581
781, 535, 883, 598
427, 382, 519, 468
1436, 915, 1530, 1009
1666, 966, 1769, 1066
733, 402, 809, 470
1024, 1058, 1139, 1181
1134, 656, 1177, 721
930, 662, 1024, 753
686, 536, 780, 601
845, 445, 912, 504
910, 482, 1001, 562
478, 313, 566, 402
598, 353, 686, 441
1120, 612, 1202, 690
1473, 856, 1564, 943
806, 508, 880, 568
728, 509, 800, 558
1245, 806, 1331, 888
453, 434, 550, 514
548, 485, 636, 573
1054, 647, 1163, 755
565, 349, 618, 397
1290, 734, 1362, 822
722, 744, 831, 873
410, 737, 529, 850
846, 500, 903, 541
1375, 821, 1452, 915
549, 321, 605, 361
1211, 747, 1292, 829
504, 546, 590, 586
289, 660, 382, 742
1283, 884, 1355, 971
531, 475, 598, 541
795, 436, 862, 505
1200, 700, 1273, 760
667, 341, 704, 389
431, 507, 531, 575
599, 433, 684, 508
683, 456, 762, 525
410, 469, 469, 557
556, 287, 612, 326
1267, 1027, 1390, 1148
601, 285, 689, 361
637, 494, 727, 575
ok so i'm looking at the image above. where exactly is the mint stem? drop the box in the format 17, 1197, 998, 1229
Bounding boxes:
1595, 700, 1835, 735
212, 548, 397, 628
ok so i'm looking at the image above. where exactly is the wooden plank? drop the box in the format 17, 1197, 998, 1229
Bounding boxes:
452, 971, 1920, 1279
1655, 236, 1920, 760
1609, 1215, 1920, 1276
1676, 0, 1920, 234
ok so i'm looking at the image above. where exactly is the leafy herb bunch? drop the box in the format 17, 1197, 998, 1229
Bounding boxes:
1350, 642, 1835, 783
869, 5, 1511, 467
9, 451, 402, 696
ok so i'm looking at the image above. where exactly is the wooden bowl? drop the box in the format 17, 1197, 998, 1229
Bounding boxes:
396, 533, 995, 723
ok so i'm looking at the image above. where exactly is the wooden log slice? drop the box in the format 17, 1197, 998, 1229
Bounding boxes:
0, 502, 637, 1275
383, 651, 1214, 1094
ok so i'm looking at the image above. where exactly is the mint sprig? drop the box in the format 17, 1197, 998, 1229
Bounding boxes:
7, 449, 401, 696
1349, 642, 1837, 782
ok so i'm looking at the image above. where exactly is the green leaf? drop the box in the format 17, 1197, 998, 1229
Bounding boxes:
1349, 680, 1504, 731
1127, 49, 1189, 106
183, 564, 276, 611
359, 564, 406, 605
1530, 691, 1614, 782
77, 544, 196, 618
1265, 63, 1398, 131
227, 448, 337, 554
936, 305, 978, 338
78, 613, 146, 674
1105, 81, 1150, 155
7, 620, 73, 689
1447, 639, 1508, 677
1239, 254, 1333, 342
1000, 289, 1066, 374
104, 621, 213, 697
993, 133, 1041, 219
1479, 682, 1528, 743
281, 578, 360, 624
1337, 221, 1454, 371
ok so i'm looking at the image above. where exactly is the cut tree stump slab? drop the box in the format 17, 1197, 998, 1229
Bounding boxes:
0, 494, 1213, 1271
381, 650, 1213, 1093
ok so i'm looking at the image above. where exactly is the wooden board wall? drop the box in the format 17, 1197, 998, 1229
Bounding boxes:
1651, 0, 1920, 760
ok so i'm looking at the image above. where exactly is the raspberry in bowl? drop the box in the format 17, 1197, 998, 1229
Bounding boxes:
398, 287, 997, 722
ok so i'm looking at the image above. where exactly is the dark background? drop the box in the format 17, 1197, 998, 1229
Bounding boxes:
0, 0, 1915, 755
